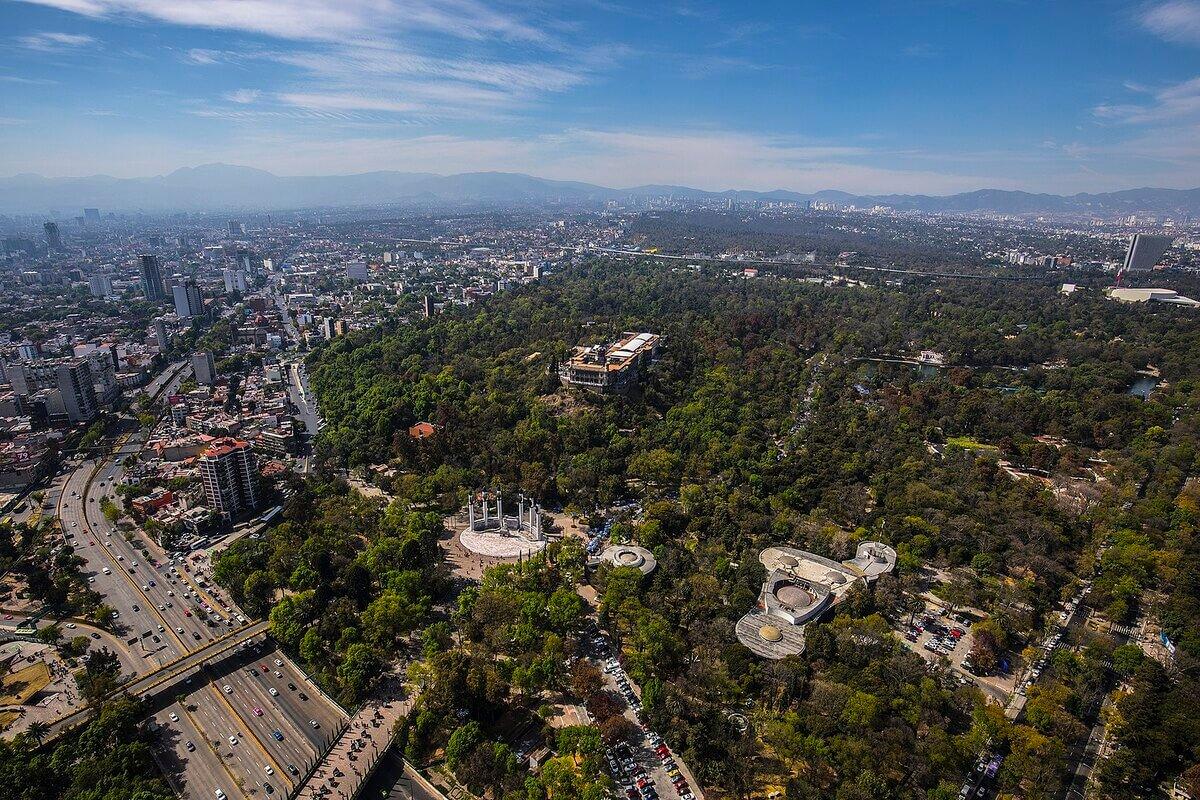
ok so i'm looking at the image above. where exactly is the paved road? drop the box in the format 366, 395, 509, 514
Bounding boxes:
47, 360, 348, 798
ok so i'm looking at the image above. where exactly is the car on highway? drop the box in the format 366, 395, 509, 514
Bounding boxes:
176, 626, 184, 634
265, 766, 274, 776
223, 685, 233, 694
185, 740, 195, 751
253, 707, 263, 716
227, 735, 238, 745
268, 687, 279, 696
272, 731, 285, 742
309, 719, 319, 729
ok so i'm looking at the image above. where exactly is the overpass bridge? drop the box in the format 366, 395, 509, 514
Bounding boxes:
46, 619, 270, 740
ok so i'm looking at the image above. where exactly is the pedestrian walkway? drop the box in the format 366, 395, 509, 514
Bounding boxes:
294, 677, 412, 800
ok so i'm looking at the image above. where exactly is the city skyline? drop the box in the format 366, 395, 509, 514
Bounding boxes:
2, 1, 1200, 195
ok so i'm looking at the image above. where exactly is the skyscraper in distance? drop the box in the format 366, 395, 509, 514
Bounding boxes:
139, 254, 164, 301
1122, 234, 1174, 273
173, 278, 205, 318
43, 222, 62, 251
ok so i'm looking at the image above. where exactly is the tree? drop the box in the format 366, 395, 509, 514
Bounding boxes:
74, 646, 121, 702
600, 715, 641, 746
570, 661, 603, 700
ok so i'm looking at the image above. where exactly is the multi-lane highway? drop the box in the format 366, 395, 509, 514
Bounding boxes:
52, 361, 347, 799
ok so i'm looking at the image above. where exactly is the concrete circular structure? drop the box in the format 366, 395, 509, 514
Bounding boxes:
736, 611, 807, 659
775, 583, 817, 610
460, 528, 547, 559
600, 544, 657, 575
737, 541, 898, 659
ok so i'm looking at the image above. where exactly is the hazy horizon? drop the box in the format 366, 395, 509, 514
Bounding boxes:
3, 1, 1200, 195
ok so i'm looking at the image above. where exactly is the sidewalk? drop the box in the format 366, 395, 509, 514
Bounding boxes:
294, 677, 413, 800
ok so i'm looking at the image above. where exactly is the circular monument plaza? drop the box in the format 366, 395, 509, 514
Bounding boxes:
599, 544, 657, 575
736, 541, 897, 659
457, 491, 547, 559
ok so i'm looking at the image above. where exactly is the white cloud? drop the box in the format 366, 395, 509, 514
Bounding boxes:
1093, 76, 1200, 123
15, 0, 550, 44
1140, 1, 1200, 45
224, 89, 261, 104
17, 31, 96, 51
183, 48, 222, 65
275, 92, 420, 112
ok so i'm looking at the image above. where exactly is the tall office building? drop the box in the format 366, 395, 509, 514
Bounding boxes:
56, 360, 98, 423
199, 438, 260, 518
190, 351, 216, 385
422, 295, 433, 319
1122, 234, 1175, 273
223, 268, 247, 294
83, 208, 101, 224
9, 358, 97, 423
139, 254, 165, 301
152, 317, 169, 351
228, 220, 244, 237
87, 275, 113, 298
43, 222, 62, 251
173, 278, 205, 318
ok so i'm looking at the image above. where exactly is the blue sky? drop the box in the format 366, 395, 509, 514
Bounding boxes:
2, 0, 1200, 194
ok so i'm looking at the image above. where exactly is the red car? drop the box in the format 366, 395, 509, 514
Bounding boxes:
253, 707, 264, 717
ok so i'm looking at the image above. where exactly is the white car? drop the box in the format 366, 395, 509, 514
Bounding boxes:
223, 685, 233, 694
227, 735, 238, 746
169, 712, 179, 722
265, 767, 274, 776
176, 627, 184, 634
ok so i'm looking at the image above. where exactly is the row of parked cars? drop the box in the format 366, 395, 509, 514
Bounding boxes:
602, 658, 695, 800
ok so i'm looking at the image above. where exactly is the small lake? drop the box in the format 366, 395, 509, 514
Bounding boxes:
1128, 375, 1159, 399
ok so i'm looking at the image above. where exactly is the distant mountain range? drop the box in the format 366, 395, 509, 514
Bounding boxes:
2, 163, 1199, 217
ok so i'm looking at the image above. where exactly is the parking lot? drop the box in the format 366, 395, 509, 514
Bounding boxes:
151, 643, 348, 800
895, 609, 1016, 703
597, 652, 700, 800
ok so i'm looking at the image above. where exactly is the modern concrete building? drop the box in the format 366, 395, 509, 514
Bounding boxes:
223, 268, 248, 294
173, 278, 205, 318
87, 275, 113, 298
8, 358, 98, 424
199, 438, 260, 518
1122, 234, 1174, 274
139, 254, 164, 301
1106, 287, 1199, 307
190, 351, 216, 385
152, 317, 169, 350
736, 541, 897, 659
559, 331, 661, 393
43, 221, 62, 252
